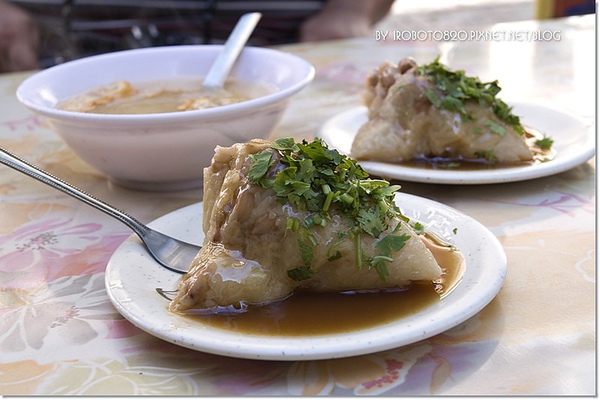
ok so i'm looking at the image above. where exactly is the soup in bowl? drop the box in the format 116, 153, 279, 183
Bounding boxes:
16, 45, 315, 191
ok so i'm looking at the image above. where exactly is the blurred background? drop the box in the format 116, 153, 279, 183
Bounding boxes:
7, 0, 596, 69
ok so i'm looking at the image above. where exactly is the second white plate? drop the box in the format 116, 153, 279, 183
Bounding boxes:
105, 193, 506, 361
318, 102, 595, 184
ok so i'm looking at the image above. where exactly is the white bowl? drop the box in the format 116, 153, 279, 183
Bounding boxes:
16, 45, 315, 191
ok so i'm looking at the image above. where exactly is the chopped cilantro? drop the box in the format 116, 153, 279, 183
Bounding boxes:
375, 233, 410, 257
535, 136, 554, 150
474, 149, 496, 162
369, 256, 392, 282
298, 238, 314, 267
484, 119, 507, 136
287, 266, 313, 281
327, 251, 342, 262
326, 231, 348, 262
416, 56, 526, 136
248, 137, 409, 282
424, 88, 442, 108
248, 151, 274, 185
370, 232, 410, 282
357, 208, 387, 238
412, 222, 425, 235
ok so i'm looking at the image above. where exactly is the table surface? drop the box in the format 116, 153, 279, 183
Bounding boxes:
0, 15, 595, 396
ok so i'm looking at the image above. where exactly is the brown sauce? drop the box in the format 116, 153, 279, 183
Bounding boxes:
185, 234, 465, 336
396, 127, 556, 171
424, 236, 466, 298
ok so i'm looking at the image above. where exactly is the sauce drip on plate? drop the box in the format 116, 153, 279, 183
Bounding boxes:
398, 127, 555, 171
185, 233, 465, 336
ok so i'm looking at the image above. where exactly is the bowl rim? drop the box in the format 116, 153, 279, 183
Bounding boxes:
16, 45, 315, 124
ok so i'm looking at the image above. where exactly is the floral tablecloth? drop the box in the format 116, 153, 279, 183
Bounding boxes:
0, 15, 595, 396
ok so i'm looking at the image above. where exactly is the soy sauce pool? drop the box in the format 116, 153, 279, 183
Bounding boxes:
185, 235, 465, 337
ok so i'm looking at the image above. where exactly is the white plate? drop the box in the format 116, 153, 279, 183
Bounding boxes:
105, 194, 506, 361
318, 103, 595, 184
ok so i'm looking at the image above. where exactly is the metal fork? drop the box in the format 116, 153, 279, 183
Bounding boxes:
0, 147, 200, 274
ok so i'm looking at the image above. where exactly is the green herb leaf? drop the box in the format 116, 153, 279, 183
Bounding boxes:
327, 251, 342, 262
287, 266, 312, 281
357, 208, 387, 238
412, 222, 425, 235
298, 238, 313, 266
484, 119, 507, 136
370, 256, 391, 282
424, 88, 442, 108
248, 150, 274, 184
367, 232, 411, 281
474, 149, 496, 162
416, 56, 529, 138
375, 233, 411, 256
272, 137, 299, 151
248, 137, 409, 282
535, 136, 554, 150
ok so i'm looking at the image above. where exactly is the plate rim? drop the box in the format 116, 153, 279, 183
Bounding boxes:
105, 194, 507, 360
317, 102, 595, 185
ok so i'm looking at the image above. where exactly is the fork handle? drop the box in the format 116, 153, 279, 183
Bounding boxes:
0, 146, 151, 239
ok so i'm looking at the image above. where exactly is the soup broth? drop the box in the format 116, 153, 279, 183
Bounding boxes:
59, 77, 277, 114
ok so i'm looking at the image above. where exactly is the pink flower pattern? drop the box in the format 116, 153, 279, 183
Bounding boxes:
491, 190, 595, 217
1, 115, 44, 132
0, 215, 140, 362
0, 274, 123, 361
0, 217, 129, 287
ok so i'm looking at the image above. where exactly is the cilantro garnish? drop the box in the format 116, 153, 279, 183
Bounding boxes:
484, 119, 507, 136
411, 222, 425, 235
248, 150, 275, 185
371, 233, 411, 281
474, 149, 496, 162
248, 137, 411, 282
416, 57, 525, 136
287, 266, 312, 281
535, 136, 554, 150
357, 208, 387, 238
